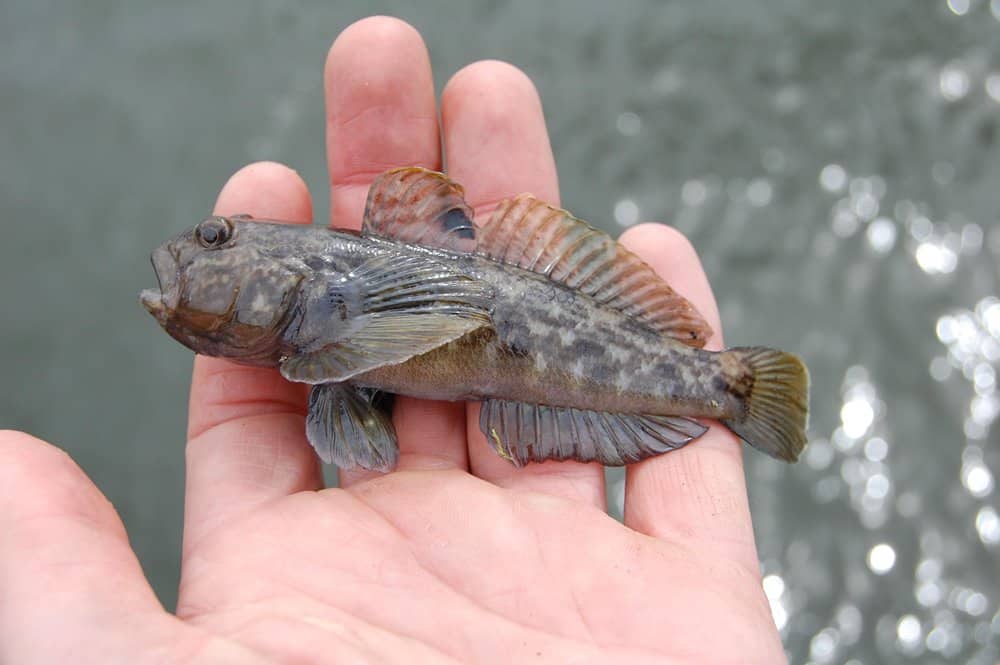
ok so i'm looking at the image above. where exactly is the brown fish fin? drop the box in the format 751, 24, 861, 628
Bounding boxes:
362, 167, 477, 253
281, 255, 492, 383
282, 310, 489, 383
721, 347, 809, 462
477, 195, 713, 346
479, 399, 708, 467
306, 383, 398, 471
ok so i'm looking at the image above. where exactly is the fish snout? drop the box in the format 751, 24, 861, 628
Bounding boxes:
141, 246, 180, 322
140, 288, 167, 321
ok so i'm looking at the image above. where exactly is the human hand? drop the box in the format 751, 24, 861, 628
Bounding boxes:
0, 17, 785, 664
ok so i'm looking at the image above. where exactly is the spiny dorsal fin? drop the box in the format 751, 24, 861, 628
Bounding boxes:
362, 167, 477, 253
478, 194, 713, 346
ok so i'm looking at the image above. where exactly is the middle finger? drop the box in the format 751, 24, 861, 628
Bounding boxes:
325, 17, 470, 483
442, 60, 607, 510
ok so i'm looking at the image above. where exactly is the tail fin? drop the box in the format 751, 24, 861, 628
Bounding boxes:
721, 347, 809, 462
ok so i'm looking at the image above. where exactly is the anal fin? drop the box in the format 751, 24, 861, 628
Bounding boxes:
479, 399, 707, 467
306, 383, 398, 472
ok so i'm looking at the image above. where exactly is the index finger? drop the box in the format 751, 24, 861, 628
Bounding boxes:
183, 162, 320, 558
620, 224, 761, 573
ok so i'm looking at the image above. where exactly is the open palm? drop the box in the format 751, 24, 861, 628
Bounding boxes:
0, 18, 784, 665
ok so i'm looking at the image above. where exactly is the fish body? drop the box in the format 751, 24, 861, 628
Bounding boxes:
355, 249, 737, 418
143, 167, 808, 471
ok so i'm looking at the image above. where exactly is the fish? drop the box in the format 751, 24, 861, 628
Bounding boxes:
141, 167, 809, 472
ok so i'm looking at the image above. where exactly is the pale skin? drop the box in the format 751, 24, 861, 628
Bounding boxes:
0, 17, 785, 665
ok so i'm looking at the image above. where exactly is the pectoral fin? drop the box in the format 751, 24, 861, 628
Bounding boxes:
281, 254, 493, 383
479, 399, 707, 467
306, 383, 398, 472
283, 310, 491, 383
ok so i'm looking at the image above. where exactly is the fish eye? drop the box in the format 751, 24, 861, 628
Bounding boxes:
196, 217, 233, 249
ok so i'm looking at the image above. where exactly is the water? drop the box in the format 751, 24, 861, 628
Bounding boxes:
2, 1, 998, 661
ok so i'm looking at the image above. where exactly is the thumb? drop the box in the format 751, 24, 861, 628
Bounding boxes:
0, 431, 177, 661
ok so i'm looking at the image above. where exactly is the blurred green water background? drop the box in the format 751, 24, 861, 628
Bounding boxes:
2, 1, 999, 661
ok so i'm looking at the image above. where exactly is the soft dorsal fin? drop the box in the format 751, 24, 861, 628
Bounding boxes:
362, 167, 477, 253
477, 194, 713, 346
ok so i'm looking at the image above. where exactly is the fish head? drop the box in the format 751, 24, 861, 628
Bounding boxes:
141, 217, 304, 364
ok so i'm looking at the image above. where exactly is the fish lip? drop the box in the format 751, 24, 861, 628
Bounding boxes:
140, 288, 165, 318
141, 246, 179, 321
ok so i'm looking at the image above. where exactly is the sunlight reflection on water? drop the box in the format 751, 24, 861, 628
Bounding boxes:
593, 3, 1000, 659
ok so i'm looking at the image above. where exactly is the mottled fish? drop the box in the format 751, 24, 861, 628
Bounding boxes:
141, 167, 809, 471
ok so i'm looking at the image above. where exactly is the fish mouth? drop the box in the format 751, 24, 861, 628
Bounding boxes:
140, 288, 166, 318
140, 246, 179, 322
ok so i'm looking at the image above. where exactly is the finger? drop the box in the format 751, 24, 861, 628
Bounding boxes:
325, 16, 440, 229
326, 17, 470, 484
0, 432, 177, 661
443, 61, 606, 510
619, 224, 760, 571
184, 161, 321, 556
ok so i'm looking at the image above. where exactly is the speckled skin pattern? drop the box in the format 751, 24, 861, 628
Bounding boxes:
143, 219, 749, 420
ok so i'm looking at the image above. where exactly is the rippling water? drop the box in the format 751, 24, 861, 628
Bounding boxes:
2, 1, 998, 661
